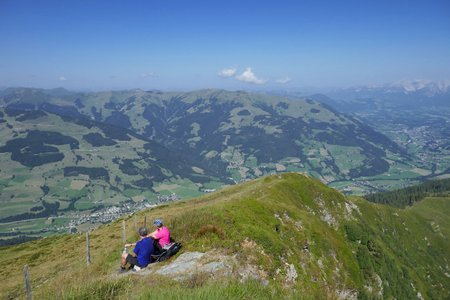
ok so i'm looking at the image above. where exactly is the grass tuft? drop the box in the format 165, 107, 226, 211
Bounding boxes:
195, 224, 225, 239
61, 277, 132, 300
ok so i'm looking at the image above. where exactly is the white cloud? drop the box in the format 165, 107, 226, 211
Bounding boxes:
235, 68, 266, 84
276, 76, 291, 84
218, 67, 237, 78
140, 72, 156, 78
59, 76, 67, 81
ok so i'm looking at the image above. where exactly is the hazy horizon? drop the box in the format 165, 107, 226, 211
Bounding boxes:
1, 0, 450, 91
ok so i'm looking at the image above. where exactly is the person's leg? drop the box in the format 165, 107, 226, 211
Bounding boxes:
126, 254, 139, 268
121, 253, 128, 268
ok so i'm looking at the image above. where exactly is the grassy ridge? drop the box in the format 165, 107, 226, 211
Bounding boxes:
0, 173, 448, 299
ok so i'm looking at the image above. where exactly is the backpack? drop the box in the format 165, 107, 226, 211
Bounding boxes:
156, 242, 182, 262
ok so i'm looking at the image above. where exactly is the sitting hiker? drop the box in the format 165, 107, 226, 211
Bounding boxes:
148, 219, 170, 254
120, 227, 154, 272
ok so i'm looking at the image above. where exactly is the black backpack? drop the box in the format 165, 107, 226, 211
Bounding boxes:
155, 242, 182, 262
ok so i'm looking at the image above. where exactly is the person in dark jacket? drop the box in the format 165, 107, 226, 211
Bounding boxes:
120, 227, 154, 272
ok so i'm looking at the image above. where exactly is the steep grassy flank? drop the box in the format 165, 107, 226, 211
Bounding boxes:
0, 173, 448, 299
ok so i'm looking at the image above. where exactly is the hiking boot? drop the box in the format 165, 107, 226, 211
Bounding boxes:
118, 267, 127, 274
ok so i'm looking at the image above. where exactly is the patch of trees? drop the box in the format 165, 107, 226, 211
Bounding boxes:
143, 142, 217, 184
316, 131, 356, 146
16, 110, 47, 121
25, 130, 79, 149
40, 103, 84, 119
30, 206, 44, 212
64, 166, 110, 181
254, 102, 278, 115
56, 110, 131, 142
104, 100, 121, 110
100, 124, 131, 141
115, 158, 140, 175
83, 133, 117, 147
364, 178, 450, 208
348, 157, 390, 178
40, 185, 49, 195
237, 109, 251, 116
90, 106, 102, 121
0, 200, 60, 223
133, 178, 153, 188
277, 102, 289, 109
5, 104, 36, 116
105, 111, 132, 129
75, 154, 83, 164
0, 130, 79, 167
74, 98, 85, 108
115, 157, 165, 182
6, 146, 64, 168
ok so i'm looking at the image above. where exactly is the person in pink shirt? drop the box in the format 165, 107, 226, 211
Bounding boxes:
148, 219, 171, 253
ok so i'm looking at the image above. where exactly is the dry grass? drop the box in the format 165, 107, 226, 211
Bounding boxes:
2, 173, 447, 299
196, 225, 225, 239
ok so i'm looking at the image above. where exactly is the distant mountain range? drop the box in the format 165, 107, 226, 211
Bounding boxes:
1, 86, 442, 241
0, 88, 408, 182
302, 81, 450, 180
305, 80, 450, 114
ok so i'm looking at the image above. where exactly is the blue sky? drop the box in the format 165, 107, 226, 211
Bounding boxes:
1, 0, 449, 91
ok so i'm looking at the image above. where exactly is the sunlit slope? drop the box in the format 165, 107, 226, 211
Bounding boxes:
1, 88, 410, 185
0, 173, 448, 299
0, 107, 217, 242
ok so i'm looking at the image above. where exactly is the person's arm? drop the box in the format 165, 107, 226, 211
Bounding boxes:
146, 230, 158, 239
132, 242, 140, 257
123, 242, 138, 256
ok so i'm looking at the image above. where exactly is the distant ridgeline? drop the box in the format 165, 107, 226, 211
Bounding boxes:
364, 178, 450, 208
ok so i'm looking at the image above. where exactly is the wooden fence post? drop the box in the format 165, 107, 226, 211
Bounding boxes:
134, 215, 137, 232
122, 220, 126, 243
23, 264, 32, 300
144, 216, 147, 228
86, 232, 91, 266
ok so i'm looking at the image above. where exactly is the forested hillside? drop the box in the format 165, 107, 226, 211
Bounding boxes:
0, 87, 409, 184
364, 178, 450, 208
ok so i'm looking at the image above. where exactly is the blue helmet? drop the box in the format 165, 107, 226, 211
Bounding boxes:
154, 219, 163, 227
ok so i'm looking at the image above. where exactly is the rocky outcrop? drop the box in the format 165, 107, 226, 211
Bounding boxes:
121, 251, 268, 284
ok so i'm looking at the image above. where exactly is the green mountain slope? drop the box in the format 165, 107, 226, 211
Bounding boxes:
0, 107, 221, 243
306, 86, 450, 181
1, 88, 416, 190
0, 173, 448, 299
